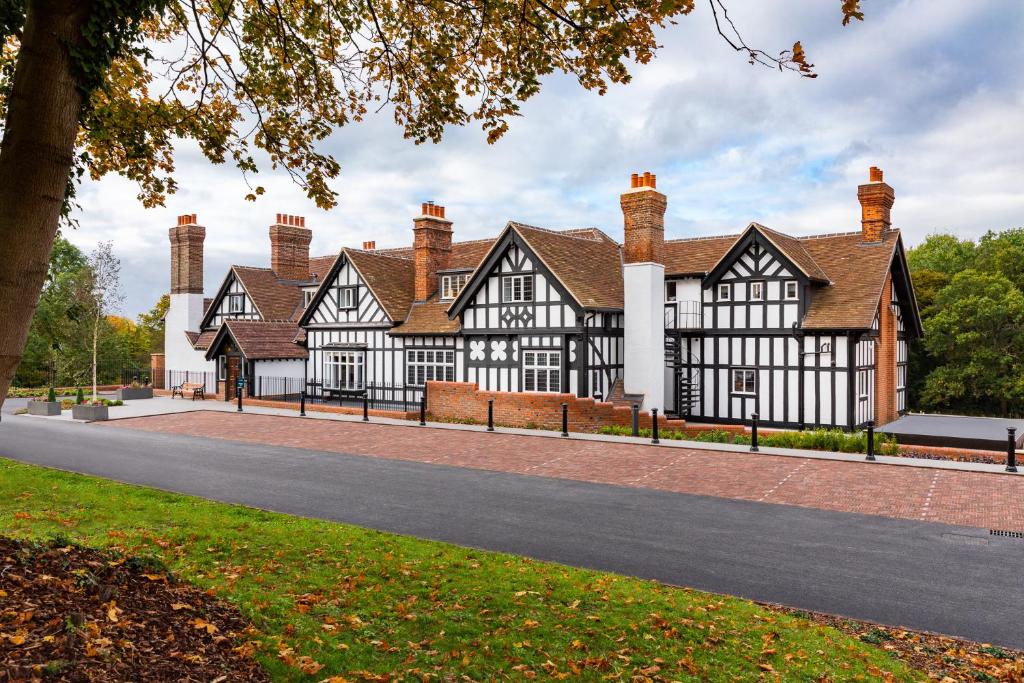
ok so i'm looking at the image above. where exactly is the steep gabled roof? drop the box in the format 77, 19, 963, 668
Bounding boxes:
231, 266, 305, 321
343, 248, 416, 322
203, 320, 307, 361
664, 235, 740, 276
705, 223, 830, 285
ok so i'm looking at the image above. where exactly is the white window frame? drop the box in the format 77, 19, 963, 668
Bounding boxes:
502, 274, 533, 303
784, 281, 799, 300
857, 369, 870, 400
750, 281, 764, 301
217, 355, 227, 381
406, 348, 456, 386
665, 281, 678, 302
323, 350, 365, 391
731, 368, 756, 396
228, 293, 244, 314
440, 274, 470, 301
337, 286, 357, 310
303, 289, 315, 308
717, 283, 731, 301
523, 349, 561, 393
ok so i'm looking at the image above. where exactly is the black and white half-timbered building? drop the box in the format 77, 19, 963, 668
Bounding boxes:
164, 167, 921, 429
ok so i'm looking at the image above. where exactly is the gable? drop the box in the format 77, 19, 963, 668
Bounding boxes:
301, 252, 393, 326
704, 227, 810, 289
201, 271, 258, 330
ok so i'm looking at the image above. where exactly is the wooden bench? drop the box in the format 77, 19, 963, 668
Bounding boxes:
171, 382, 206, 400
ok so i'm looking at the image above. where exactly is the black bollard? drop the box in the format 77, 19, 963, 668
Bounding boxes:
419, 394, 426, 426
300, 391, 306, 417
750, 413, 759, 452
362, 393, 369, 422
651, 408, 660, 445
561, 403, 569, 437
236, 384, 243, 412
487, 398, 494, 432
1007, 427, 1018, 473
865, 420, 876, 461
631, 404, 640, 437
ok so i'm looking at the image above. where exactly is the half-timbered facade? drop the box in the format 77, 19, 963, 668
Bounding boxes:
165, 167, 921, 429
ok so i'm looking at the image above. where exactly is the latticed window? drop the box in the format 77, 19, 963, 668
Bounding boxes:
324, 351, 364, 390
502, 275, 533, 303
406, 349, 455, 386
523, 350, 560, 392
440, 274, 470, 300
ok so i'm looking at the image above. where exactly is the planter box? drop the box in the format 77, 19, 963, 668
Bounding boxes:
27, 401, 62, 416
72, 404, 109, 421
116, 387, 153, 401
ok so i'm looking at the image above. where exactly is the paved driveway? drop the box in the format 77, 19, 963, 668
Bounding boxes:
3, 414, 1024, 649
104, 411, 1024, 531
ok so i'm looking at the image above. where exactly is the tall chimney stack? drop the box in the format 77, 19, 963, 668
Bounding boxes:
857, 166, 895, 243
270, 213, 312, 280
169, 213, 205, 294
412, 201, 452, 301
620, 171, 666, 411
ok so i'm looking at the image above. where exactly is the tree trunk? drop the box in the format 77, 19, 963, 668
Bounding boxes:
0, 1, 90, 408
92, 314, 99, 401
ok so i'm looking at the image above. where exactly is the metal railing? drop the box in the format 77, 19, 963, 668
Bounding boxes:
257, 379, 423, 413
165, 370, 217, 394
664, 300, 702, 329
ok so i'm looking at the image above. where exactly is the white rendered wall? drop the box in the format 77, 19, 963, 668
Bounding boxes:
164, 293, 214, 373
623, 262, 664, 411
254, 359, 306, 379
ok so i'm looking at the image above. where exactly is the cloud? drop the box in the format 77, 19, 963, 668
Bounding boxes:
68, 0, 1024, 315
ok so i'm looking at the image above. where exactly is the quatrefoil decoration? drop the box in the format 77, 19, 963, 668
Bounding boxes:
469, 340, 485, 362
490, 340, 508, 362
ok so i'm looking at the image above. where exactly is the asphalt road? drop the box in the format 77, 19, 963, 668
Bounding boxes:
2, 414, 1023, 649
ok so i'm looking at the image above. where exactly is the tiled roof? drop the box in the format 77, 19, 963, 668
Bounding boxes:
511, 224, 624, 310
232, 266, 305, 321
664, 235, 740, 275
344, 248, 416, 322
221, 320, 307, 360
192, 329, 217, 350
391, 295, 461, 335
309, 255, 336, 283
448, 239, 496, 270
184, 330, 200, 346
800, 230, 900, 330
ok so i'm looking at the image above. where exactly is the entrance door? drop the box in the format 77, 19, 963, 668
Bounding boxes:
225, 356, 241, 400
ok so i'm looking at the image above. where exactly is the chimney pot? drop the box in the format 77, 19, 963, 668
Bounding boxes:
630, 173, 639, 188
870, 166, 884, 182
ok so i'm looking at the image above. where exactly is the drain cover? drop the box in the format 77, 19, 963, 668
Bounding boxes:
990, 529, 1024, 539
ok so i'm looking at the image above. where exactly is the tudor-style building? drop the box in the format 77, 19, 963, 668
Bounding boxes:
164, 167, 921, 429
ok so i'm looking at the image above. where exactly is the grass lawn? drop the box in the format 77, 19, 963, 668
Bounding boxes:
0, 457, 920, 681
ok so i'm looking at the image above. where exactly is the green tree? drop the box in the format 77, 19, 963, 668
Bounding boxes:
906, 233, 977, 277
921, 269, 1024, 416
137, 293, 169, 354
0, 1, 864, 405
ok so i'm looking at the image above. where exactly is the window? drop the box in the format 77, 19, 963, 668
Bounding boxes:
336, 286, 357, 309
857, 370, 870, 400
441, 274, 470, 300
717, 283, 731, 301
303, 289, 316, 308
228, 294, 244, 314
665, 281, 677, 302
217, 355, 227, 381
784, 281, 799, 300
502, 275, 533, 303
406, 349, 456, 386
324, 350, 364, 391
750, 281, 764, 301
731, 368, 756, 395
523, 350, 561, 392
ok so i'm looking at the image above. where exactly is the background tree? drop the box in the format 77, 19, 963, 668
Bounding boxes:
82, 242, 125, 401
0, 0, 864, 405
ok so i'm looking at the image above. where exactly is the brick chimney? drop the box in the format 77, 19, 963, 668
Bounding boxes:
857, 166, 895, 243
413, 202, 452, 301
362, 240, 376, 250
270, 213, 312, 281
620, 172, 666, 412
169, 213, 205, 294
620, 171, 666, 264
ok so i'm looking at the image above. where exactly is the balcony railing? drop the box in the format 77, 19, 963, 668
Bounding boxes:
664, 300, 702, 329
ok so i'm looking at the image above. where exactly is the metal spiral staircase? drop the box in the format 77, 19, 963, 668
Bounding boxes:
664, 335, 701, 418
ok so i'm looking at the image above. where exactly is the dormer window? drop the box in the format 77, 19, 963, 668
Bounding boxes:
303, 289, 316, 308
441, 273, 470, 300
784, 281, 799, 300
228, 294, 244, 314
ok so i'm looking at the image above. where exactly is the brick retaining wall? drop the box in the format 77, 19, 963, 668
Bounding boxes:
426, 381, 684, 433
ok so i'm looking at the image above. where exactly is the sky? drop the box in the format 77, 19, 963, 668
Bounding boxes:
67, 0, 1024, 317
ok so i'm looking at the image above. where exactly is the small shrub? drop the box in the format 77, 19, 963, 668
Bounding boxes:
47, 387, 57, 403
75, 388, 84, 405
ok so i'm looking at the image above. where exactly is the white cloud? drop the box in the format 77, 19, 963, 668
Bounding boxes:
67, 0, 1024, 315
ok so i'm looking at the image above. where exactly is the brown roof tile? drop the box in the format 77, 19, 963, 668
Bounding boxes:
309, 255, 336, 283
448, 239, 496, 270
344, 249, 416, 322
220, 320, 307, 360
391, 296, 461, 335
664, 235, 740, 276
232, 266, 304, 321
192, 329, 217, 350
511, 224, 623, 310
755, 224, 830, 283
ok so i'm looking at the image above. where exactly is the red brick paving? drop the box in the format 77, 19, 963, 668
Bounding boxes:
101, 412, 1024, 531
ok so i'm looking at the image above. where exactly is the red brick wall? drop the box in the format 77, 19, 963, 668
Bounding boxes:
413, 205, 452, 301
620, 174, 666, 264
426, 381, 681, 432
874, 274, 899, 426
857, 168, 894, 243
150, 353, 165, 389
270, 216, 312, 281
168, 216, 205, 294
